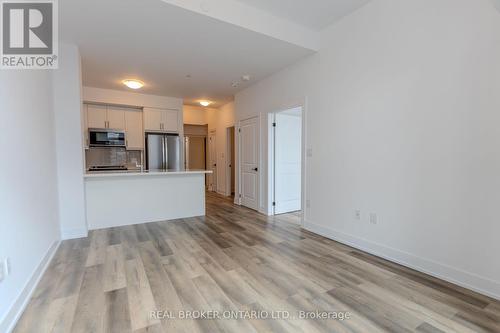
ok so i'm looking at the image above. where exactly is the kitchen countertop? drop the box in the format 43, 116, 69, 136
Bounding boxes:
84, 169, 212, 179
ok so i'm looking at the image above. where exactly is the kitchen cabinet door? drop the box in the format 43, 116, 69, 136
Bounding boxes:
162, 109, 179, 132
143, 108, 163, 131
106, 107, 126, 130
87, 104, 107, 129
125, 110, 143, 150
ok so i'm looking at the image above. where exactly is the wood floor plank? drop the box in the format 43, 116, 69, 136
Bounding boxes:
70, 265, 106, 333
192, 274, 257, 333
162, 255, 219, 332
103, 244, 126, 292
44, 294, 79, 333
137, 241, 194, 333
144, 223, 174, 257
195, 251, 259, 307
416, 322, 447, 333
104, 288, 132, 333
86, 229, 108, 267
125, 258, 160, 331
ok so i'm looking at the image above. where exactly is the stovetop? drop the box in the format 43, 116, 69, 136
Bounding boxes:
88, 165, 128, 172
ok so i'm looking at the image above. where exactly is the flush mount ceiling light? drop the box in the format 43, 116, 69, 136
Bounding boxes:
199, 100, 212, 107
122, 79, 144, 89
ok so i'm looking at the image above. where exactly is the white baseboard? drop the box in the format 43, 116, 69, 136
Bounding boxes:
303, 220, 500, 301
0, 241, 60, 333
61, 228, 88, 240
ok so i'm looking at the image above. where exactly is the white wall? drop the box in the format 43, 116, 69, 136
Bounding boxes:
235, 0, 500, 299
183, 105, 213, 125
0, 71, 61, 331
83, 87, 183, 110
53, 44, 88, 239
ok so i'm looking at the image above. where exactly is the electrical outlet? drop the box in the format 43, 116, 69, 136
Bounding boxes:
0, 261, 4, 282
306, 199, 311, 208
0, 258, 7, 282
370, 213, 378, 225
355, 210, 361, 220
306, 148, 313, 157
5, 258, 10, 276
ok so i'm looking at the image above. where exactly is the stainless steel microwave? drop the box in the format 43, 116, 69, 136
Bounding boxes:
89, 130, 126, 147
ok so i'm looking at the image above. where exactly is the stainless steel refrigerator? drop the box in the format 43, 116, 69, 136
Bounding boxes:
145, 133, 182, 170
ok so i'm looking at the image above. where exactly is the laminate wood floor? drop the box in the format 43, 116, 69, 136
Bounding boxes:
14, 192, 500, 333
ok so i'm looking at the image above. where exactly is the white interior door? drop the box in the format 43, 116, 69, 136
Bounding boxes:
274, 109, 302, 214
240, 117, 259, 210
208, 131, 217, 192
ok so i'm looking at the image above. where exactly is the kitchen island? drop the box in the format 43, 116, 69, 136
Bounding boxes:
84, 170, 212, 230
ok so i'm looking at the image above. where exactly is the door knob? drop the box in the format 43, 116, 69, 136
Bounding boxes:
253, 167, 258, 172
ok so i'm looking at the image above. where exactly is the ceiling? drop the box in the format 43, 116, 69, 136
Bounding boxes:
60, 0, 369, 107
234, 0, 371, 31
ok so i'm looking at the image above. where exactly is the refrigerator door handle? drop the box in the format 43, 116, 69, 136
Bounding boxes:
161, 136, 166, 170
164, 136, 169, 170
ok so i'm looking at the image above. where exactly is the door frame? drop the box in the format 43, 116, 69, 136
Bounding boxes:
268, 103, 307, 225
236, 115, 260, 208
225, 125, 236, 197
208, 129, 217, 192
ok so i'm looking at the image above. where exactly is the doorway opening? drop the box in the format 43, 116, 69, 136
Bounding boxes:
226, 126, 236, 199
184, 124, 208, 188
271, 107, 303, 217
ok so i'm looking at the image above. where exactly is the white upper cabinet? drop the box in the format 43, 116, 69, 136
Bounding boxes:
143, 108, 163, 131
83, 103, 179, 151
86, 104, 125, 130
163, 109, 179, 132
87, 104, 107, 129
106, 106, 126, 130
143, 108, 179, 133
125, 110, 143, 150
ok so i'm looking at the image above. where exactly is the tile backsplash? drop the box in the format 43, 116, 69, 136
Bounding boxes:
86, 148, 142, 170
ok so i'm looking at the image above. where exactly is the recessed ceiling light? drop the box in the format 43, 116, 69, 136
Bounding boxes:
199, 101, 212, 107
122, 79, 144, 89
242, 75, 251, 81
